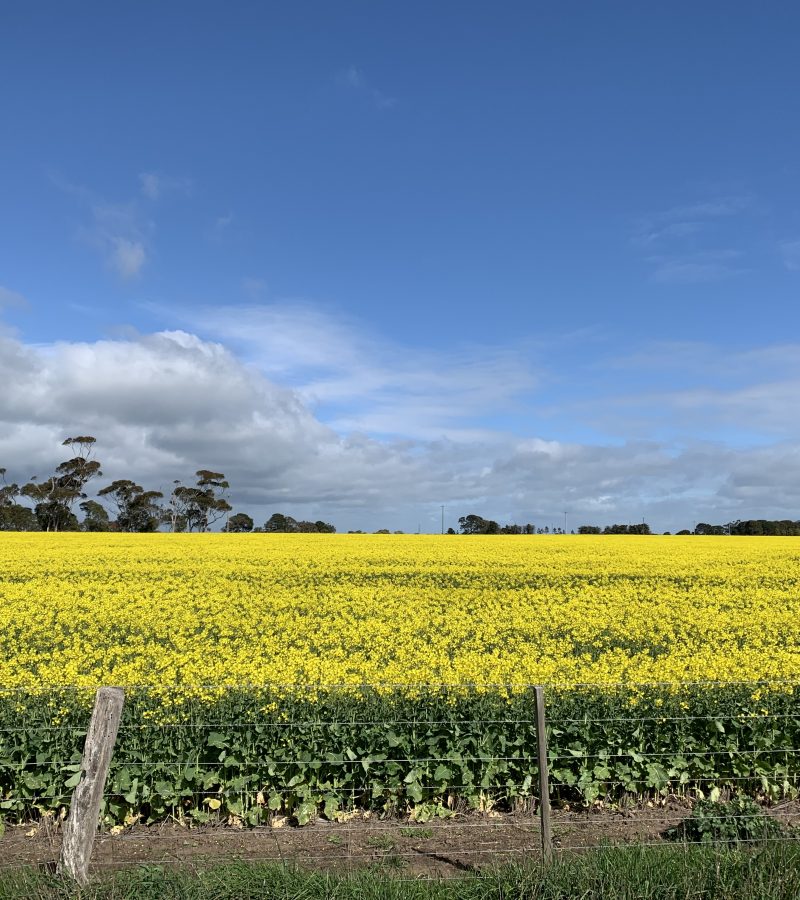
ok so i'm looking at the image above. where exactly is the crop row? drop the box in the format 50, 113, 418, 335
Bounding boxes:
1, 684, 798, 826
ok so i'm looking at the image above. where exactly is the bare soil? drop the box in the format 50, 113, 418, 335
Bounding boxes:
3, 801, 799, 879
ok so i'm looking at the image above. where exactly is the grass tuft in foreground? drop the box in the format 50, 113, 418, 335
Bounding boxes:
2, 844, 800, 900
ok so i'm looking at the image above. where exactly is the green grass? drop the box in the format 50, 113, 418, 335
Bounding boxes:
2, 844, 800, 900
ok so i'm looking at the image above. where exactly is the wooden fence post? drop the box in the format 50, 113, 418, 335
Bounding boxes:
534, 685, 553, 863
58, 687, 125, 885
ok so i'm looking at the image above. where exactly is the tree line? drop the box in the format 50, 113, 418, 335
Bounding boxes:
3, 439, 796, 537
678, 520, 800, 536
457, 514, 652, 535
0, 435, 335, 534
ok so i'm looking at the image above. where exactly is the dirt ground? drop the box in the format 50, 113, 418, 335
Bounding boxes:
3, 801, 799, 878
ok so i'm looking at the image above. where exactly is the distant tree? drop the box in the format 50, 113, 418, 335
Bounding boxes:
21, 436, 102, 532
225, 512, 254, 533
295, 520, 322, 533
663, 531, 671, 536
163, 480, 188, 532
694, 523, 725, 536
264, 513, 298, 533
0, 467, 35, 530
446, 527, 456, 535
457, 514, 485, 534
676, 529, 692, 535
169, 471, 232, 532
0, 467, 20, 508
0, 504, 39, 531
578, 525, 602, 534
500, 523, 522, 535
727, 519, 800, 536
374, 529, 391, 534
98, 480, 163, 532
79, 499, 110, 532
314, 520, 336, 533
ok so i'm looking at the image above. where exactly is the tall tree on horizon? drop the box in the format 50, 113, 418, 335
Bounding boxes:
21, 436, 102, 531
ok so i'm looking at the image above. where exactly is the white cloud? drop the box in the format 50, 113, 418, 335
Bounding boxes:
177, 303, 539, 441
633, 194, 754, 281
341, 65, 363, 89
139, 172, 161, 200
139, 171, 192, 201
648, 251, 747, 283
336, 65, 396, 109
49, 171, 194, 279
110, 238, 147, 278
3, 322, 800, 532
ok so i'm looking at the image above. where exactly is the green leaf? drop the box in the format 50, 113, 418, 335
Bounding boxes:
64, 770, 83, 789
296, 801, 315, 826
206, 732, 227, 749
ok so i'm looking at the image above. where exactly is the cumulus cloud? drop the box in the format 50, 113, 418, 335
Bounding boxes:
175, 303, 540, 441
2, 323, 800, 532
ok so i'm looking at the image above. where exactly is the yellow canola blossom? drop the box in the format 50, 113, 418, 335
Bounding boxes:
2, 533, 800, 697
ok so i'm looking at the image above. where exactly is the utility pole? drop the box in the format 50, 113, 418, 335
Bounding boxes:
563, 511, 567, 534
441, 505, 445, 535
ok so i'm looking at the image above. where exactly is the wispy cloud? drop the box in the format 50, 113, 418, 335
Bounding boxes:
337, 65, 396, 110
779, 238, 800, 271
110, 238, 147, 278
0, 285, 28, 310
159, 302, 538, 442
241, 277, 268, 298
49, 172, 155, 279
647, 249, 747, 284
632, 194, 754, 282
634, 194, 754, 243
138, 171, 192, 201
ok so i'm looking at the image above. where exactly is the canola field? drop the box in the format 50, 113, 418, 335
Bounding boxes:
2, 533, 800, 824
3, 532, 800, 691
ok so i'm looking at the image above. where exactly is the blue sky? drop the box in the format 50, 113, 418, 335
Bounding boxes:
2, 2, 800, 531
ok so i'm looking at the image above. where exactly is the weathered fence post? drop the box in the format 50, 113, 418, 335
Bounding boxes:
58, 687, 125, 885
534, 685, 553, 862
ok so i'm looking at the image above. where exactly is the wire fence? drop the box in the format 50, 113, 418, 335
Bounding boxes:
1, 681, 799, 877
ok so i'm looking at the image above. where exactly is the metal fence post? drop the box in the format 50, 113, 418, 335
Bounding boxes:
534, 685, 553, 862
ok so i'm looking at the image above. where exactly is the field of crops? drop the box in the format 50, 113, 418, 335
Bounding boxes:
2, 533, 800, 825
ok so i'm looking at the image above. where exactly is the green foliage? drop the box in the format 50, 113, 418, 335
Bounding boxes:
1, 685, 799, 829
666, 797, 784, 844
98, 480, 162, 532
0, 504, 39, 531
224, 512, 254, 532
